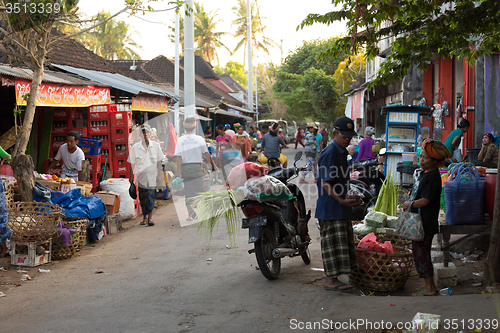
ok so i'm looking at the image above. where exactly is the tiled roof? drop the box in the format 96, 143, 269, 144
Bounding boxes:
47, 34, 117, 73
211, 79, 233, 93
110, 56, 243, 106
220, 74, 247, 93
180, 55, 219, 80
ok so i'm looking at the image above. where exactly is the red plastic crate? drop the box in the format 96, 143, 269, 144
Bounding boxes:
110, 127, 131, 143
50, 139, 65, 151
112, 144, 129, 159
43, 158, 62, 176
91, 135, 110, 149
86, 155, 102, 174
53, 108, 83, 120
90, 172, 100, 187
114, 171, 129, 179
100, 158, 113, 175
88, 120, 110, 135
110, 110, 132, 128
51, 125, 69, 135
72, 127, 87, 138
113, 158, 129, 175
49, 149, 59, 158
88, 105, 113, 121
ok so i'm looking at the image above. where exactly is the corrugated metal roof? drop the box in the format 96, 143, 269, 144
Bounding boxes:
0, 64, 106, 86
211, 108, 252, 121
53, 64, 180, 103
223, 102, 256, 114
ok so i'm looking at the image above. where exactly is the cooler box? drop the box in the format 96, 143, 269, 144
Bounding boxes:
485, 169, 497, 219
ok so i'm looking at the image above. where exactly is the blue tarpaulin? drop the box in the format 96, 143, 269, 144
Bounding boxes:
53, 188, 106, 219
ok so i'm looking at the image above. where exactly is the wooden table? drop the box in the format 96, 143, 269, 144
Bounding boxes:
438, 219, 492, 267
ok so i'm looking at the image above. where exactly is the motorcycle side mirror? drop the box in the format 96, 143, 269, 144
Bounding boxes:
294, 151, 302, 162
347, 155, 352, 161
379, 148, 387, 155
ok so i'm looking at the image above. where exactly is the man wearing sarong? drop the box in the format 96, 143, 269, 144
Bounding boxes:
128, 125, 164, 226
174, 117, 218, 221
316, 116, 362, 291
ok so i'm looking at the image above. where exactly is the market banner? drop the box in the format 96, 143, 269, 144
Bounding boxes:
15, 78, 111, 107
132, 94, 169, 113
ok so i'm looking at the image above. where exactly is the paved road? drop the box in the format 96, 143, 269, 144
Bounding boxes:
1, 147, 500, 332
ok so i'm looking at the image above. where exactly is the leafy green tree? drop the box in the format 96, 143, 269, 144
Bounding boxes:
333, 53, 366, 94
256, 63, 287, 120
273, 38, 349, 121
300, 0, 500, 86
231, 0, 277, 64
214, 60, 246, 88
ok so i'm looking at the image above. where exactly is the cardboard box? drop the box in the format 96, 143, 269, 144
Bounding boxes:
75, 181, 92, 196
106, 213, 122, 234
95, 191, 120, 214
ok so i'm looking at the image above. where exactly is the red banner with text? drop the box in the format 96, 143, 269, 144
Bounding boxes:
132, 94, 169, 113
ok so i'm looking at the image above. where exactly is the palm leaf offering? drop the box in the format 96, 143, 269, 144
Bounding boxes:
194, 189, 242, 247
374, 173, 398, 217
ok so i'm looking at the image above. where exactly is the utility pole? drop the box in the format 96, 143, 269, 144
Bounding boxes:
184, 0, 196, 119
174, 11, 180, 135
246, 0, 253, 114
280, 39, 283, 66
255, 70, 258, 123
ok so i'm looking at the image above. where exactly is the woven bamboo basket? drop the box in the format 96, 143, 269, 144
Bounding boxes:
4, 183, 14, 206
355, 232, 412, 250
7, 202, 64, 242
0, 125, 21, 150
51, 217, 88, 260
349, 245, 414, 292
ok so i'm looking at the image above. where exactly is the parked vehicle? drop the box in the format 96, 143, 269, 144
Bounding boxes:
239, 152, 311, 280
286, 121, 297, 143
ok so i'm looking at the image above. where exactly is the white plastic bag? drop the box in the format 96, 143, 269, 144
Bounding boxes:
244, 175, 294, 203
99, 178, 135, 220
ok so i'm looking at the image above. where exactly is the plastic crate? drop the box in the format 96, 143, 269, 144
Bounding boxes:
110, 110, 132, 128
78, 136, 102, 156
86, 155, 102, 174
72, 127, 87, 138
88, 104, 114, 120
114, 170, 129, 179
44, 158, 62, 176
112, 144, 129, 159
91, 135, 110, 149
113, 158, 129, 175
10, 239, 52, 267
88, 120, 110, 135
52, 125, 69, 135
53, 108, 82, 120
50, 139, 65, 151
110, 127, 131, 143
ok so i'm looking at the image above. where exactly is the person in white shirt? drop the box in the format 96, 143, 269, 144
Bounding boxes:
174, 117, 218, 221
46, 131, 85, 181
128, 125, 164, 226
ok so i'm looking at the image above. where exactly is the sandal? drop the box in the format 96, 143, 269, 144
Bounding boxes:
140, 220, 147, 225
324, 283, 355, 292
412, 290, 438, 296
147, 220, 155, 226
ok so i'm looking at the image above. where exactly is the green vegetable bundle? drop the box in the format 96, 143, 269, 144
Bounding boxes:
374, 173, 398, 217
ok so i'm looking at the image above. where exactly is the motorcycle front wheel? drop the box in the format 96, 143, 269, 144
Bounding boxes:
254, 226, 281, 280
300, 246, 311, 264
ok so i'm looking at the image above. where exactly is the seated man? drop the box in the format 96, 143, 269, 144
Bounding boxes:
258, 122, 288, 167
46, 131, 85, 181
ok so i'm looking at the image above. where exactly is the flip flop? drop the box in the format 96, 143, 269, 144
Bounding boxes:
412, 290, 438, 296
147, 220, 155, 226
324, 283, 355, 292
140, 220, 147, 225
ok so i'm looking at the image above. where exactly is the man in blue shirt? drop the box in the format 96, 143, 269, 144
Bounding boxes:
316, 116, 362, 291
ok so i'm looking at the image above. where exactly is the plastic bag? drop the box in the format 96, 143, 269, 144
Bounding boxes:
352, 223, 376, 234
226, 162, 268, 189
357, 233, 393, 254
385, 216, 398, 228
365, 210, 387, 228
244, 175, 294, 203
99, 178, 135, 220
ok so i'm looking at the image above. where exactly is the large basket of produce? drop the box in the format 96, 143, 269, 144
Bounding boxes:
349, 233, 414, 292
51, 217, 87, 260
7, 202, 64, 242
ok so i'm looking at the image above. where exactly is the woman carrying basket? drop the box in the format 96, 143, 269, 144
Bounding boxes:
402, 139, 451, 296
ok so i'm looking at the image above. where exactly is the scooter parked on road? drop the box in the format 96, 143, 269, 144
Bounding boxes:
239, 151, 311, 280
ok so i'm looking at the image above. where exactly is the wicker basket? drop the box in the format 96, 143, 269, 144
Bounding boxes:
4, 183, 14, 206
7, 202, 64, 242
349, 245, 414, 292
51, 217, 88, 260
355, 232, 412, 251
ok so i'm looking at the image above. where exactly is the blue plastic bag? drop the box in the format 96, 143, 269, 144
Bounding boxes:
54, 188, 106, 220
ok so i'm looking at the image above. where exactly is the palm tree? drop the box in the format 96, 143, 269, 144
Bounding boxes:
193, 2, 230, 65
231, 0, 277, 65
79, 11, 142, 60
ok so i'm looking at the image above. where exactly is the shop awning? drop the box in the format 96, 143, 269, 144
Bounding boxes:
210, 108, 252, 121
223, 103, 256, 114
178, 108, 212, 122
345, 88, 367, 119
53, 64, 180, 104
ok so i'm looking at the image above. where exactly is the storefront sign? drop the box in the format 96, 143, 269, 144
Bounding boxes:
388, 112, 419, 123
132, 94, 169, 113
15, 78, 110, 107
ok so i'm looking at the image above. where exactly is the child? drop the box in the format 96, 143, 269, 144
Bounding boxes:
216, 124, 232, 165
232, 125, 252, 161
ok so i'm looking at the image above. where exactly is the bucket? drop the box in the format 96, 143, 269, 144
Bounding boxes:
466, 148, 481, 164
485, 169, 497, 219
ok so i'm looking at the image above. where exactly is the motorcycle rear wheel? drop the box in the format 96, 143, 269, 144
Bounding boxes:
254, 227, 281, 280
300, 246, 311, 264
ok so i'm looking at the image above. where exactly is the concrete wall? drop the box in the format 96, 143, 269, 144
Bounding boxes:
484, 54, 500, 136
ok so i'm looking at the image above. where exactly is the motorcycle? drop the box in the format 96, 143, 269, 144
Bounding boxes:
239, 151, 311, 280
350, 148, 387, 221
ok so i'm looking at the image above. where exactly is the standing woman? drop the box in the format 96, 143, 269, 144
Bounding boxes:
443, 118, 470, 162
295, 126, 305, 149
215, 124, 232, 166
232, 125, 252, 161
402, 139, 451, 296
357, 126, 377, 161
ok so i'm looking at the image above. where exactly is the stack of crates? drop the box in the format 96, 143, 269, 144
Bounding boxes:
78, 137, 102, 192
49, 108, 85, 158
109, 105, 132, 179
